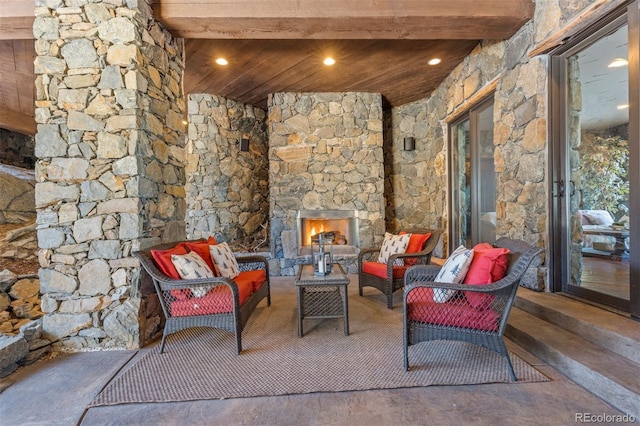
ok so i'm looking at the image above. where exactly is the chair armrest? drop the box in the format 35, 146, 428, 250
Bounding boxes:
236, 255, 269, 273
404, 245, 544, 297
388, 250, 433, 267
358, 247, 381, 269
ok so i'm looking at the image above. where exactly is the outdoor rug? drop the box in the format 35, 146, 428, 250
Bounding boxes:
89, 278, 549, 406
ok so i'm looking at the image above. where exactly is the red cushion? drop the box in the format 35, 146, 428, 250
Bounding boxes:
184, 240, 217, 275
362, 261, 407, 279
407, 299, 499, 332
463, 243, 510, 309
406, 286, 435, 303
232, 274, 257, 302
170, 286, 233, 317
151, 243, 188, 279
236, 270, 267, 292
208, 236, 218, 245
169, 279, 254, 317
400, 232, 432, 265
169, 288, 192, 301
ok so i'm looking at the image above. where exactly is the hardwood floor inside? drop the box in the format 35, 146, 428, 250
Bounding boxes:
580, 255, 630, 300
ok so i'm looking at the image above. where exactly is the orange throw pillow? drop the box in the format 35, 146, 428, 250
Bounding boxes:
400, 232, 432, 266
151, 243, 188, 279
184, 240, 217, 274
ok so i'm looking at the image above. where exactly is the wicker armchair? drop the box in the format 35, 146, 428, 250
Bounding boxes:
134, 240, 270, 355
358, 229, 442, 309
402, 238, 542, 380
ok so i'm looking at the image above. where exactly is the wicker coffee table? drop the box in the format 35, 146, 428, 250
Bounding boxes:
295, 263, 350, 337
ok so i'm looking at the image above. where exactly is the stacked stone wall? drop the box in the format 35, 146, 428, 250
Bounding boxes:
268, 92, 385, 275
185, 94, 269, 251
33, 0, 186, 350
388, 0, 601, 289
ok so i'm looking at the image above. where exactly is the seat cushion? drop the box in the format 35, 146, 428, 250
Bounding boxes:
362, 261, 407, 280
463, 243, 510, 309
151, 243, 188, 279
170, 286, 234, 317
236, 269, 267, 292
407, 299, 499, 332
169, 279, 254, 317
406, 286, 435, 303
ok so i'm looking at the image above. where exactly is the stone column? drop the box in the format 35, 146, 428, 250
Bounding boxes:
33, 0, 186, 350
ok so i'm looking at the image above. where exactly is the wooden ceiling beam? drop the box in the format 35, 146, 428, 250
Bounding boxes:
152, 0, 534, 40
0, 1, 34, 40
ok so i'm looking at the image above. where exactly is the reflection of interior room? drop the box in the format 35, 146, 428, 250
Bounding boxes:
571, 24, 630, 301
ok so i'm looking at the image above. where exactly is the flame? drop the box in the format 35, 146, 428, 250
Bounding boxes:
306, 224, 326, 245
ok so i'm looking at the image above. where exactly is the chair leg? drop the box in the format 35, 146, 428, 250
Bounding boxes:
504, 353, 517, 382
159, 332, 168, 354
235, 332, 242, 355
387, 293, 394, 309
496, 338, 517, 381
403, 340, 409, 371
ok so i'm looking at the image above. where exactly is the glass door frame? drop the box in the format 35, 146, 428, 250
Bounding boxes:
448, 96, 495, 252
549, 2, 639, 318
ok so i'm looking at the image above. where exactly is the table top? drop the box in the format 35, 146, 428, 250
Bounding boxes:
295, 263, 349, 286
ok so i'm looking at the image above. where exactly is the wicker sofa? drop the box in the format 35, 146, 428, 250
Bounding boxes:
358, 229, 442, 309
134, 240, 270, 354
402, 238, 542, 380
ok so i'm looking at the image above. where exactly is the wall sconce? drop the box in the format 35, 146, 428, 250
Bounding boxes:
403, 137, 415, 151
239, 137, 249, 152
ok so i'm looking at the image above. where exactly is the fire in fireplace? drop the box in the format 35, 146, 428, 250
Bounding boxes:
296, 210, 360, 255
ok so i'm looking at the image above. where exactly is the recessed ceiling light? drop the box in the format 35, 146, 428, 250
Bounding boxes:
215, 58, 229, 66
608, 58, 628, 68
617, 104, 629, 110
428, 58, 442, 66
323, 57, 336, 66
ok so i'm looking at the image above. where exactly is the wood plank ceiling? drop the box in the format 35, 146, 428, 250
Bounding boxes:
0, 0, 534, 135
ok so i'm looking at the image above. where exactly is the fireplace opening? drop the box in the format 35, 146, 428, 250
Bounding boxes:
297, 210, 359, 255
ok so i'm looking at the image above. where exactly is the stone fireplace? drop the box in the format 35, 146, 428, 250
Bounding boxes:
297, 209, 360, 255
268, 92, 386, 275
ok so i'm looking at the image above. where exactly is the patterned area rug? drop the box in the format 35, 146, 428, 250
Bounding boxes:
90, 278, 548, 406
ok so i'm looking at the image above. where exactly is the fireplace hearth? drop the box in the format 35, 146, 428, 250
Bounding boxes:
297, 210, 360, 255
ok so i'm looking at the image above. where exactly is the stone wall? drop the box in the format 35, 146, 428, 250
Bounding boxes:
394, 40, 548, 287
0, 169, 36, 225
33, 0, 186, 350
387, 0, 607, 288
185, 94, 269, 250
268, 92, 385, 275
0, 129, 36, 169
0, 269, 49, 378
384, 98, 448, 253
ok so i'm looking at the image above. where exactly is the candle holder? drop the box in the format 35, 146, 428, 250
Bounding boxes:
312, 232, 334, 276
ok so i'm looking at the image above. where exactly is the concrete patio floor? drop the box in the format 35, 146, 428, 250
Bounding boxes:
0, 275, 630, 425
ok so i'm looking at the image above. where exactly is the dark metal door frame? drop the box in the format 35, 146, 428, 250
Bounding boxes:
549, 1, 639, 318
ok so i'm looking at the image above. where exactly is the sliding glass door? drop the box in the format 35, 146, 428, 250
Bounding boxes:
449, 97, 496, 251
551, 2, 639, 317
